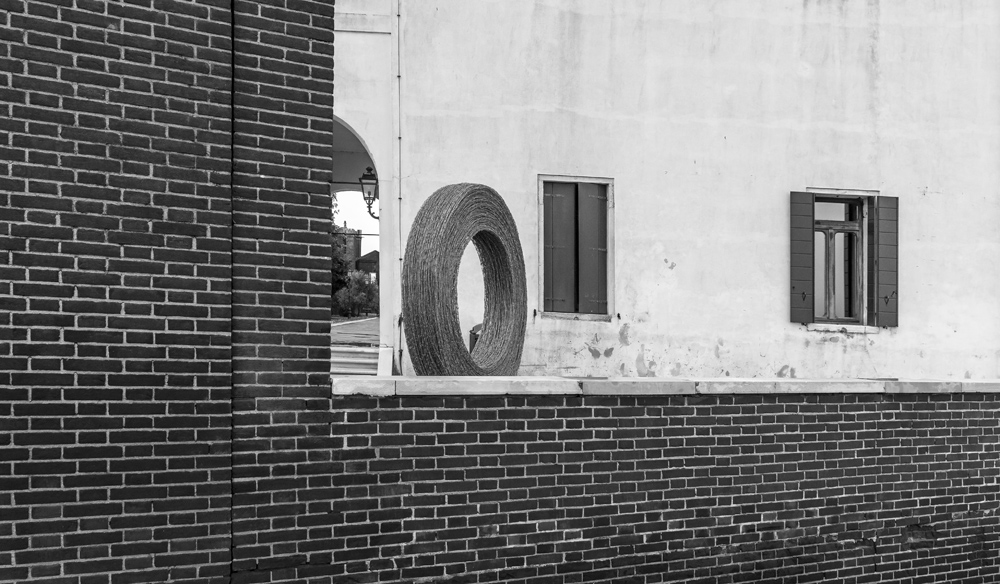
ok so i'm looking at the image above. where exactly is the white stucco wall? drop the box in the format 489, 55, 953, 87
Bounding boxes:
370, 0, 1000, 378
332, 0, 399, 358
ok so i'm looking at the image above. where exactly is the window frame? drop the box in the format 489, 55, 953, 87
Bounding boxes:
791, 186, 897, 330
536, 174, 615, 321
812, 194, 868, 325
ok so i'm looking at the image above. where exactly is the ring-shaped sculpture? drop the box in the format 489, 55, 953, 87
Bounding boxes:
402, 183, 527, 376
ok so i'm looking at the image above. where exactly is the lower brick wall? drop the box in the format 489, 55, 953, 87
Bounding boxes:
330, 393, 1000, 584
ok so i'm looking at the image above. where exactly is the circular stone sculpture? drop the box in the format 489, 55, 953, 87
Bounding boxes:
402, 183, 527, 376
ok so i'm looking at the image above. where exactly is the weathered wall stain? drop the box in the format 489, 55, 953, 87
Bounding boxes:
635, 344, 657, 377
585, 334, 603, 358
619, 323, 631, 346
776, 365, 799, 378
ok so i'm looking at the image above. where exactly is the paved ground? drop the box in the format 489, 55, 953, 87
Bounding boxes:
330, 317, 379, 346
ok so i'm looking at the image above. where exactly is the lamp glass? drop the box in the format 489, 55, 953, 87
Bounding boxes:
361, 183, 377, 206
359, 167, 378, 206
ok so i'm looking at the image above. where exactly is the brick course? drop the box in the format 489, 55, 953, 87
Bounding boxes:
1, 0, 234, 582
331, 394, 1000, 584
2, 0, 336, 582
230, 0, 335, 581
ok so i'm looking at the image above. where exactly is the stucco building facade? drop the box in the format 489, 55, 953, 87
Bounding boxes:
334, 0, 1000, 379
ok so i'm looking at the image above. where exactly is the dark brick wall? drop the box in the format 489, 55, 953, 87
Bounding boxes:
331, 394, 1000, 584
0, 0, 234, 582
1, 0, 338, 582
230, 0, 335, 581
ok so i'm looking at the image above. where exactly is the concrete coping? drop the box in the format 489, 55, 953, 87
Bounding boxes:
332, 376, 1000, 396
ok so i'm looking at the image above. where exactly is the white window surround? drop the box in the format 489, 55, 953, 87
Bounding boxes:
536, 174, 615, 321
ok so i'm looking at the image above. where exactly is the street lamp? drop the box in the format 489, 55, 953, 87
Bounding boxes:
359, 166, 379, 219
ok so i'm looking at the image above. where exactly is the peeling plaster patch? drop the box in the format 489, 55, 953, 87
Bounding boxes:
635, 344, 656, 377
790, 367, 797, 378
965, 371, 972, 379
725, 370, 730, 376
663, 259, 676, 269
587, 346, 601, 358
636, 353, 648, 377
604, 347, 614, 357
670, 363, 681, 376
777, 365, 790, 378
618, 323, 631, 346
714, 339, 725, 359
619, 363, 626, 375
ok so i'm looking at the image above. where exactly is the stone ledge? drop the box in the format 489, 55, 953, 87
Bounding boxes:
333, 376, 581, 396
885, 380, 963, 393
582, 379, 696, 395
331, 376, 1000, 396
698, 379, 886, 394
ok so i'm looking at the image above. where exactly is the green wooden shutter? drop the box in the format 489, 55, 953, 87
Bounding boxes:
790, 191, 814, 324
543, 182, 577, 313
577, 183, 607, 315
866, 199, 877, 325
543, 183, 554, 312
875, 196, 898, 327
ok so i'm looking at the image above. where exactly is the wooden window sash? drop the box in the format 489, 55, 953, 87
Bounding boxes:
813, 197, 867, 325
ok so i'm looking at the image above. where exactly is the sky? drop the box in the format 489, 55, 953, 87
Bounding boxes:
334, 190, 380, 255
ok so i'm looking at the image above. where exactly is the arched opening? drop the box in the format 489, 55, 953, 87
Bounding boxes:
329, 116, 382, 375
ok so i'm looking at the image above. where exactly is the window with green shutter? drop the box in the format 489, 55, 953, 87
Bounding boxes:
542, 179, 612, 316
790, 190, 898, 327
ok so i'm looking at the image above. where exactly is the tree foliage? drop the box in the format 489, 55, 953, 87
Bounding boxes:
334, 270, 378, 317
331, 196, 352, 294
331, 224, 351, 294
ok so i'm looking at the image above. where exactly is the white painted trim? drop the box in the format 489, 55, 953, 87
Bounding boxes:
376, 347, 394, 375
806, 186, 879, 195
389, 0, 405, 371
536, 174, 615, 319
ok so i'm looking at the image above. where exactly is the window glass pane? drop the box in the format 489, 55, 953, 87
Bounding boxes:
815, 201, 848, 221
833, 232, 846, 319
813, 231, 825, 318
